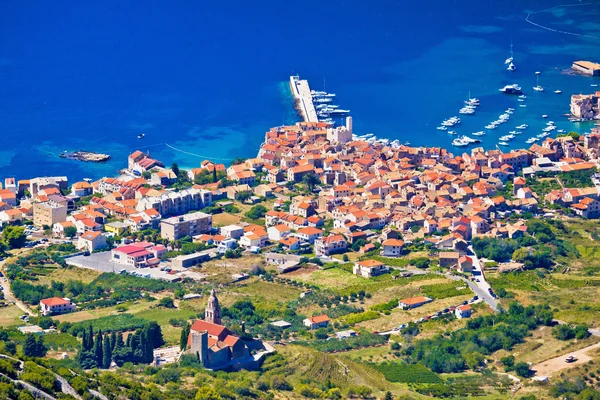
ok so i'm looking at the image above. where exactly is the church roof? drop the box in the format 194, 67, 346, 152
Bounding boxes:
190, 320, 231, 341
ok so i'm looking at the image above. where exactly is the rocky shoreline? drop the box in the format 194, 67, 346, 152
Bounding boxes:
60, 150, 111, 162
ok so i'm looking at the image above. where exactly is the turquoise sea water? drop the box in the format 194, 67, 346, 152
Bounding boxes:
1, 1, 599, 181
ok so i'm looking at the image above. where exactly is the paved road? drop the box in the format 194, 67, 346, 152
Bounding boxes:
0, 260, 36, 316
466, 246, 499, 311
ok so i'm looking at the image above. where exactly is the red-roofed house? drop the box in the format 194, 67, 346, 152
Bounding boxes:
457, 255, 473, 273
111, 243, 161, 268
296, 227, 323, 244
40, 297, 76, 316
77, 231, 108, 252
303, 314, 330, 329
455, 304, 473, 319
353, 259, 388, 278
381, 239, 404, 257
315, 234, 347, 256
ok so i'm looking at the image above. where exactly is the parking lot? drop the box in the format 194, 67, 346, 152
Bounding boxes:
66, 252, 208, 282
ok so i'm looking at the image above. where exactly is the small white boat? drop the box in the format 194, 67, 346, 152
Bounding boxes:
472, 131, 486, 136
555, 89, 562, 94
498, 141, 509, 146
448, 130, 457, 135
519, 95, 527, 99
592, 84, 598, 87
520, 104, 527, 107
516, 124, 528, 129
137, 133, 145, 139
83, 178, 92, 182
542, 115, 548, 118
518, 99, 525, 102
437, 126, 448, 131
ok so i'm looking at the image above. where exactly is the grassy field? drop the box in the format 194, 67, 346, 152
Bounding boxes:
0, 305, 24, 327
135, 307, 198, 344
35, 266, 101, 286
234, 280, 301, 303
54, 298, 159, 323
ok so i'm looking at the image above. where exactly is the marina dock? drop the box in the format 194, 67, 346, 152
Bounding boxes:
289, 75, 319, 123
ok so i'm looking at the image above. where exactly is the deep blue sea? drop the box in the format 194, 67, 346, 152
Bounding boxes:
1, 0, 600, 182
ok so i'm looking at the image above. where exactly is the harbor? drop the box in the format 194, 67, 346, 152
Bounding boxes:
289, 75, 319, 123
290, 75, 350, 126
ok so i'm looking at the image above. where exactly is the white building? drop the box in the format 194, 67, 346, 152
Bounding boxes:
40, 297, 76, 316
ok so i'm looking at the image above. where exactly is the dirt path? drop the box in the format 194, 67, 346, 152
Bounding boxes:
532, 342, 600, 377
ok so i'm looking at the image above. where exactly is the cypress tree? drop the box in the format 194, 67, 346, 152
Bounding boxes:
94, 331, 103, 366
110, 331, 117, 351
145, 330, 154, 363
87, 325, 94, 350
212, 167, 217, 183
126, 333, 132, 348
180, 323, 190, 351
102, 335, 112, 369
116, 332, 124, 349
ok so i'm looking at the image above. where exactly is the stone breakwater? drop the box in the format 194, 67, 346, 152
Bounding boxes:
59, 150, 110, 162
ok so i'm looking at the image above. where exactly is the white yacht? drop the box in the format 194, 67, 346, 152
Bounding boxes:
499, 84, 523, 94
526, 137, 539, 143
516, 124, 528, 129
459, 107, 476, 115
472, 131, 486, 136
452, 137, 469, 147
437, 126, 448, 131
542, 114, 548, 118
554, 89, 562, 94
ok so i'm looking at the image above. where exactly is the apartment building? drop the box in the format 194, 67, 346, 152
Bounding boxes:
160, 211, 213, 241
33, 200, 67, 227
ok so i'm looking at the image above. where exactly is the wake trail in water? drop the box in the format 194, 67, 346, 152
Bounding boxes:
525, 2, 600, 40
165, 143, 233, 161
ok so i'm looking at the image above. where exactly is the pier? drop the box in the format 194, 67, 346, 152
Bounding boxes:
289, 75, 319, 123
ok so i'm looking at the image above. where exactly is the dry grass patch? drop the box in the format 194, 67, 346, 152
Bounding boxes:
499, 325, 600, 365
0, 305, 24, 326
356, 295, 472, 332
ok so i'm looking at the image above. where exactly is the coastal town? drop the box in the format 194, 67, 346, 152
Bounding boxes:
2, 75, 600, 398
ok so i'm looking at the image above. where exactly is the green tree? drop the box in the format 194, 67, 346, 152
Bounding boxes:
145, 321, 165, 348
23, 334, 46, 357
1, 225, 27, 249
514, 362, 532, 378
384, 392, 394, 400
64, 226, 78, 238
102, 334, 112, 369
245, 205, 267, 220
158, 297, 175, 308
195, 385, 220, 400
171, 163, 180, 177
302, 172, 320, 192
94, 330, 104, 366
180, 323, 190, 351
236, 191, 252, 202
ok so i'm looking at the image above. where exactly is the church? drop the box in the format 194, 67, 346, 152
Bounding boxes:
187, 289, 251, 370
